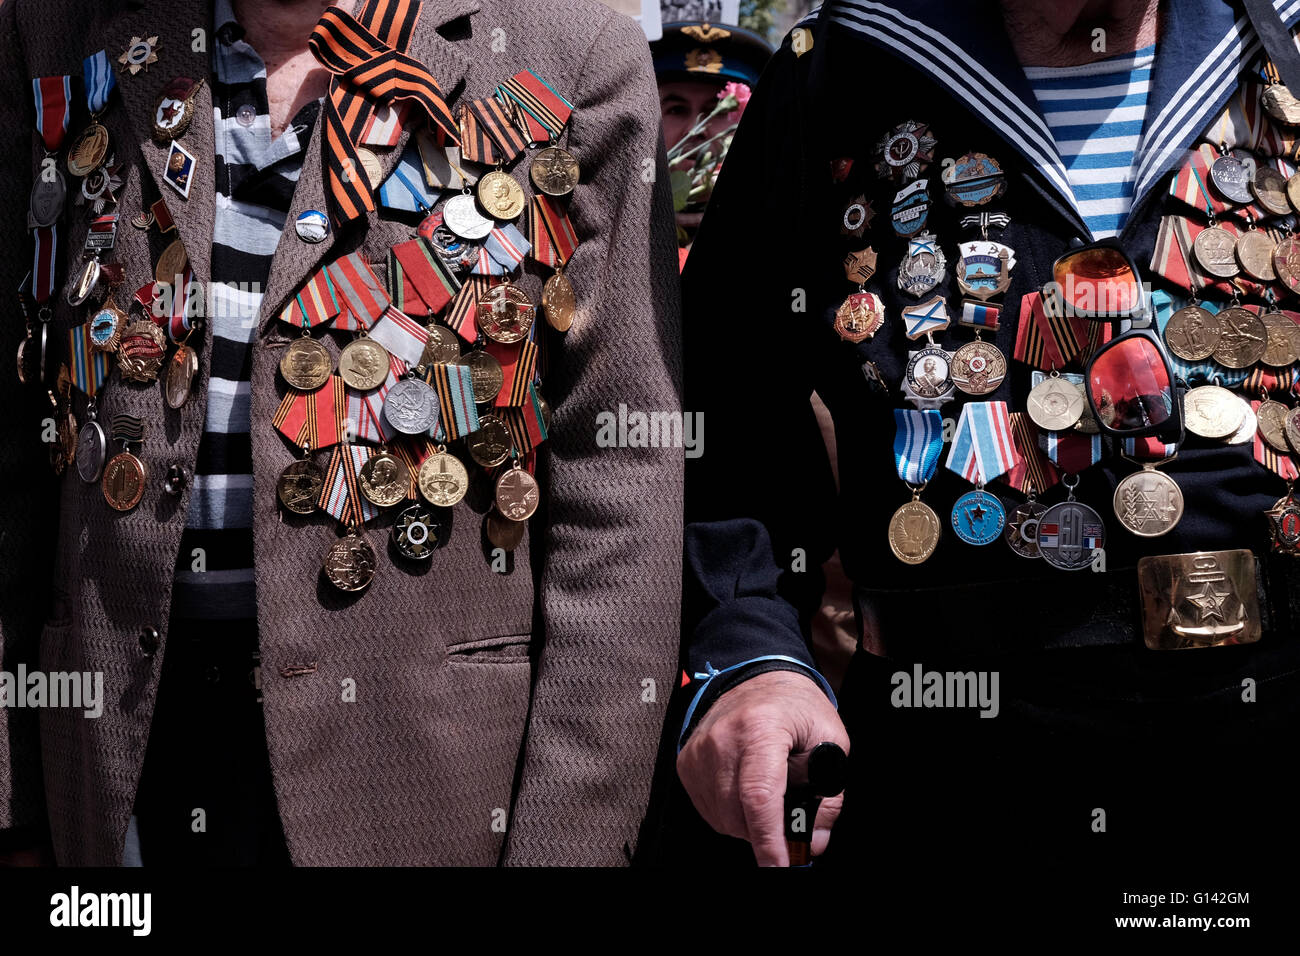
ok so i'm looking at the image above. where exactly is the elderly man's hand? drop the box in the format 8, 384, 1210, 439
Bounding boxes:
677, 670, 850, 866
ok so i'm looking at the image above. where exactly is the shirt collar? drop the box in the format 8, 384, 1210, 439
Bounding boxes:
823, 0, 1300, 237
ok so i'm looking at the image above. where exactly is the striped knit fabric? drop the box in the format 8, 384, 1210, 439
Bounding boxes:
169, 0, 317, 635
1025, 44, 1156, 239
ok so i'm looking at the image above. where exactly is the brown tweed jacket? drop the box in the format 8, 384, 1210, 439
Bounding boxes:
0, 0, 683, 865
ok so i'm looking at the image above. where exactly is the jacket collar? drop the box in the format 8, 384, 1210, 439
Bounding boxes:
821, 0, 1300, 238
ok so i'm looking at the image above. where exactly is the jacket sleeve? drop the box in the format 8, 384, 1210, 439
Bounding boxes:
678, 30, 842, 733
502, 9, 684, 866
0, 0, 55, 839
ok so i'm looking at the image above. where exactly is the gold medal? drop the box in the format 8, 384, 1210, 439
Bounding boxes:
486, 510, 527, 550
418, 448, 469, 507
950, 339, 1006, 396
1183, 384, 1245, 438
476, 282, 536, 344
467, 415, 513, 468
456, 349, 504, 404
1261, 310, 1300, 368
420, 323, 461, 365
1113, 465, 1183, 537
495, 463, 539, 521
322, 529, 376, 592
1257, 399, 1291, 451
1211, 306, 1268, 369
1250, 166, 1292, 216
117, 318, 167, 383
279, 335, 332, 390
1226, 396, 1257, 446
66, 123, 109, 177
1235, 229, 1277, 281
1193, 225, 1239, 278
338, 336, 390, 390
102, 451, 145, 511
354, 147, 384, 189
277, 458, 324, 514
1163, 304, 1221, 361
476, 169, 526, 220
359, 449, 411, 507
542, 269, 576, 332
833, 291, 885, 343
155, 238, 189, 284
529, 146, 580, 197
888, 497, 941, 565
1027, 373, 1084, 431
164, 342, 199, 408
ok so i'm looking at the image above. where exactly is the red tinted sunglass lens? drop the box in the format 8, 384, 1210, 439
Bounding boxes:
1054, 247, 1139, 316
1087, 337, 1172, 432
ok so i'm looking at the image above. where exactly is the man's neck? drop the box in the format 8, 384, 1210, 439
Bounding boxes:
1001, 0, 1161, 68
233, 0, 356, 69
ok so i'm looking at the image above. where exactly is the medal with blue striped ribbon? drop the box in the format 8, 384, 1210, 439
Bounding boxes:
887, 408, 945, 565
945, 401, 1019, 545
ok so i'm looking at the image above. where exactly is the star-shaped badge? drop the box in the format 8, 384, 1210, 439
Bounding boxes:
119, 36, 160, 75
1187, 581, 1229, 623
840, 195, 874, 238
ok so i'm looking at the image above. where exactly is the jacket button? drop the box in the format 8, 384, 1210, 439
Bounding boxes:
164, 463, 188, 495
138, 626, 160, 656
205, 665, 222, 685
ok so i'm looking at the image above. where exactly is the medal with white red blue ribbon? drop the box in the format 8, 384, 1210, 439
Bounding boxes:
945, 401, 1019, 546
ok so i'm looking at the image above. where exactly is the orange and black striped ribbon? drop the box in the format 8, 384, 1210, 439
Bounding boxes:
445, 275, 500, 341
1012, 291, 1110, 371
1002, 411, 1059, 494
1252, 400, 1299, 480
527, 194, 579, 267
272, 374, 346, 449
486, 337, 538, 408
1244, 365, 1297, 395
309, 0, 459, 227
467, 97, 528, 164
504, 383, 549, 454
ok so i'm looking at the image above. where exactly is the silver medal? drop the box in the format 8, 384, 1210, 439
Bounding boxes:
442, 193, 494, 240
1037, 498, 1106, 571
382, 377, 440, 435
76, 415, 107, 483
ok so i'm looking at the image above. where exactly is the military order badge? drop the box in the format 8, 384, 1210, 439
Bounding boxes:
874, 120, 936, 183
163, 141, 196, 200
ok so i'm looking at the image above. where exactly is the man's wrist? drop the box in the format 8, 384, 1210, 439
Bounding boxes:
678, 655, 835, 751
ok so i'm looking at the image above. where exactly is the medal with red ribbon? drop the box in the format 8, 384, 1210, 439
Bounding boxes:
388, 236, 459, 315
327, 253, 389, 331
273, 373, 346, 450
498, 70, 573, 145
30, 75, 72, 304
504, 383, 548, 454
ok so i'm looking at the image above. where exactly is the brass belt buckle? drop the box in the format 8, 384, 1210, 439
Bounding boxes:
1136, 550, 1262, 649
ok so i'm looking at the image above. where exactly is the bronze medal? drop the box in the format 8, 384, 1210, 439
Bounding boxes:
1288, 174, 1300, 214
164, 343, 199, 408
102, 451, 146, 511
1183, 384, 1245, 438
486, 510, 527, 550
154, 238, 189, 284
1193, 225, 1240, 278
1272, 236, 1300, 292
456, 349, 504, 404
950, 340, 1006, 396
1251, 166, 1292, 216
467, 415, 513, 468
833, 291, 885, 343
1226, 396, 1257, 446
1235, 229, 1277, 281
420, 324, 461, 365
842, 247, 878, 285
476, 169, 526, 220
117, 318, 167, 383
279, 335, 332, 390
322, 531, 377, 592
66, 123, 109, 178
418, 449, 469, 507
1263, 84, 1300, 125
1261, 311, 1300, 368
888, 498, 941, 565
495, 464, 540, 521
1211, 306, 1268, 369
1163, 304, 1221, 361
1285, 406, 1300, 453
338, 336, 390, 390
1005, 499, 1047, 558
277, 458, 324, 514
1113, 466, 1184, 537
358, 449, 411, 507
476, 282, 536, 344
542, 270, 576, 332
529, 146, 580, 197
1257, 399, 1291, 451
1027, 374, 1084, 431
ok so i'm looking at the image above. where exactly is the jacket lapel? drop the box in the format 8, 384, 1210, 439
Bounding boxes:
257, 0, 480, 333
103, 0, 217, 290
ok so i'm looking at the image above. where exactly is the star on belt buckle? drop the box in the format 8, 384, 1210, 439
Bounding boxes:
1136, 550, 1262, 650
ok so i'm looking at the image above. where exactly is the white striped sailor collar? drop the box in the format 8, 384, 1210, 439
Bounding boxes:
820, 0, 1300, 240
